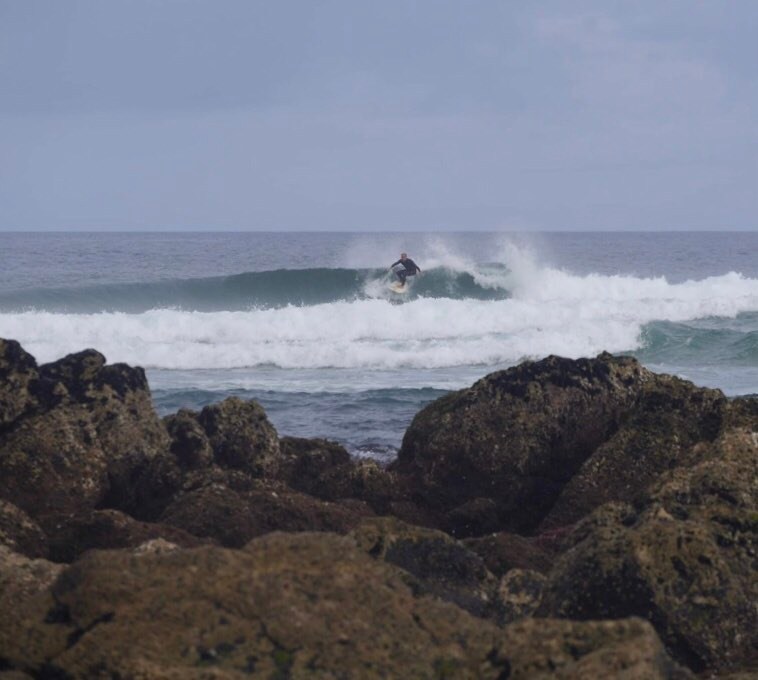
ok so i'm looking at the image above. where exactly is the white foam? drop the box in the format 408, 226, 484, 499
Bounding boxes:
2, 263, 757, 370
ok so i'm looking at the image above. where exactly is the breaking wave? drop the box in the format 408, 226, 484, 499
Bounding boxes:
2, 245, 757, 371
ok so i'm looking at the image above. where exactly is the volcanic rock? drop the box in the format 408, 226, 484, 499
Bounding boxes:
39, 350, 171, 512
195, 397, 281, 476
277, 435, 351, 493
163, 408, 214, 470
46, 509, 212, 562
0, 339, 39, 427
0, 534, 692, 679
350, 517, 502, 620
539, 373, 728, 530
393, 353, 649, 533
489, 617, 694, 679
160, 478, 372, 548
0, 346, 171, 527
538, 428, 758, 673
0, 500, 49, 559
0, 534, 500, 678
0, 408, 109, 526
497, 569, 546, 624
393, 352, 748, 537
464, 531, 555, 576
0, 545, 63, 618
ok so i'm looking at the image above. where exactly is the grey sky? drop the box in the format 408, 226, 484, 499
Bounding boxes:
1, 1, 756, 231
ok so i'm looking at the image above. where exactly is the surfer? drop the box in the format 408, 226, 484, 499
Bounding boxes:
389, 253, 421, 288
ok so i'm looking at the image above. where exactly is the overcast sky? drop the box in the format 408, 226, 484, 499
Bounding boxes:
0, 1, 756, 231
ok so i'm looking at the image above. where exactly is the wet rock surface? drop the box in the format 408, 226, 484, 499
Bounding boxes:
392, 353, 651, 533
538, 429, 758, 672
0, 500, 49, 559
0, 535, 692, 679
350, 517, 502, 620
0, 338, 755, 677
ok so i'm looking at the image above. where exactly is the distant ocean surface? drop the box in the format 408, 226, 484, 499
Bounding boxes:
1, 231, 757, 461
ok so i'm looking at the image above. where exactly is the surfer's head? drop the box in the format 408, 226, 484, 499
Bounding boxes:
400, 252, 407, 260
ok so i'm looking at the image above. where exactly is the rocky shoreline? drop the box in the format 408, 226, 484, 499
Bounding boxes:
0, 337, 755, 678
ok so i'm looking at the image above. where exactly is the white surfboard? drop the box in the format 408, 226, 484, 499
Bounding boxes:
388, 281, 409, 294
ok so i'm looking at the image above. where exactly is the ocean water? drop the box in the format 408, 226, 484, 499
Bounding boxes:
1, 231, 756, 461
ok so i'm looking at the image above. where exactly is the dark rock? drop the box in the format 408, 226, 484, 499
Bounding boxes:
539, 375, 728, 531
163, 408, 213, 470
350, 517, 502, 620
277, 435, 351, 493
0, 535, 692, 679
46, 509, 212, 562
538, 428, 758, 674
464, 531, 555, 576
446, 497, 501, 538
497, 569, 546, 623
0, 545, 63, 618
193, 397, 280, 476
243, 484, 371, 540
490, 617, 694, 679
0, 534, 503, 678
159, 483, 258, 548
160, 479, 372, 548
127, 450, 184, 521
315, 459, 411, 514
73, 358, 171, 511
392, 353, 648, 533
37, 349, 107, 401
0, 344, 171, 526
0, 339, 39, 428
0, 500, 48, 559
0, 408, 109, 525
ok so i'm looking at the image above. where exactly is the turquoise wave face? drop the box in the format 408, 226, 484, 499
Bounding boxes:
636, 313, 758, 366
0, 266, 510, 313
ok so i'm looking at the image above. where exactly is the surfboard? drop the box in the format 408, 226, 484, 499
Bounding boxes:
388, 281, 408, 294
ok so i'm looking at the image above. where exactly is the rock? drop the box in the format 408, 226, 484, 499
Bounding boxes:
497, 569, 546, 623
0, 345, 171, 527
158, 483, 264, 548
539, 375, 728, 531
163, 408, 214, 470
464, 531, 555, 576
0, 534, 505, 678
0, 533, 692, 680
538, 429, 758, 674
0, 408, 109, 526
277, 438, 418, 518
315, 459, 410, 514
160, 479, 372, 548
41, 352, 172, 511
0, 535, 692, 679
0, 500, 48, 559
350, 517, 502, 620
277, 436, 351, 494
0, 545, 63, 617
131, 538, 183, 556
0, 671, 35, 679
490, 617, 694, 679
128, 450, 185, 521
0, 339, 39, 427
196, 397, 281, 477
46, 509, 212, 562
392, 353, 648, 533
446, 497, 501, 538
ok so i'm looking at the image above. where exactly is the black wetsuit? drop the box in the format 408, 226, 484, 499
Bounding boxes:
391, 258, 421, 285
